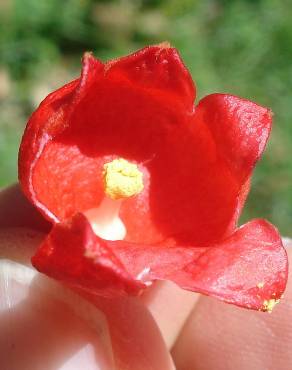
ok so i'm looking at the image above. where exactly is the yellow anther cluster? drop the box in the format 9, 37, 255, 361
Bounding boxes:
262, 298, 280, 313
103, 158, 144, 200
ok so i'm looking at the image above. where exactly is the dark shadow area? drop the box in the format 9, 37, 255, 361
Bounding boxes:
0, 185, 51, 233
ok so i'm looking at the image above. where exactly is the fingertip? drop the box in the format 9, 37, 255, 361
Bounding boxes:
141, 281, 200, 348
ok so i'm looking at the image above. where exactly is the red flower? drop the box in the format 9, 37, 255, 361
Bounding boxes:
19, 44, 288, 311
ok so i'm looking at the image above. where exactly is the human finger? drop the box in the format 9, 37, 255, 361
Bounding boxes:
0, 227, 115, 370
0, 185, 199, 350
0, 221, 176, 369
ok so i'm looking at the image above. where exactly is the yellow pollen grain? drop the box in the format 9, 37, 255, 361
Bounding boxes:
262, 299, 280, 313
103, 158, 144, 200
157, 41, 171, 49
257, 282, 265, 289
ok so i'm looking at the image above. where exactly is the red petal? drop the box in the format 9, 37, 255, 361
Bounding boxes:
18, 55, 104, 223
111, 219, 287, 310
18, 79, 78, 222
195, 93, 272, 183
145, 94, 272, 244
31, 214, 144, 297
33, 214, 287, 310
106, 43, 196, 111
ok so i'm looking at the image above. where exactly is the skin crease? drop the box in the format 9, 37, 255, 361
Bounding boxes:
0, 185, 291, 369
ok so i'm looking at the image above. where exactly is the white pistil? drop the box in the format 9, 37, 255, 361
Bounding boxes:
85, 197, 126, 241
86, 158, 144, 241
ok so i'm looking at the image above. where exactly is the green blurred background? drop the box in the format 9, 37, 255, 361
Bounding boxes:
0, 0, 291, 236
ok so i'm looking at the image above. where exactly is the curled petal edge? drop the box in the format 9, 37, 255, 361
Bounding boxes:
32, 214, 288, 311
195, 93, 273, 184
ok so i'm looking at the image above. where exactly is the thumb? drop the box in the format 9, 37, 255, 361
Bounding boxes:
0, 227, 176, 370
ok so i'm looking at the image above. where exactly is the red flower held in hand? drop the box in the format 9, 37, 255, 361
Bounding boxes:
19, 44, 288, 312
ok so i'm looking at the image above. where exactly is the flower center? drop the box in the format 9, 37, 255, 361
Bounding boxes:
85, 158, 144, 241
103, 158, 144, 200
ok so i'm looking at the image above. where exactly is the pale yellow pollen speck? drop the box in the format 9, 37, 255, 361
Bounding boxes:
257, 282, 265, 289
157, 41, 171, 49
103, 158, 144, 200
262, 299, 280, 313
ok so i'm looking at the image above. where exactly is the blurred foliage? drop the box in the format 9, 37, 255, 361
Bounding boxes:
0, 0, 291, 235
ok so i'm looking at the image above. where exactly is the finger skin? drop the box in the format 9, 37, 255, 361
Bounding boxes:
0, 185, 199, 351
0, 229, 115, 370
0, 228, 176, 370
79, 291, 176, 370
141, 281, 199, 348
0, 188, 179, 369
172, 240, 292, 370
